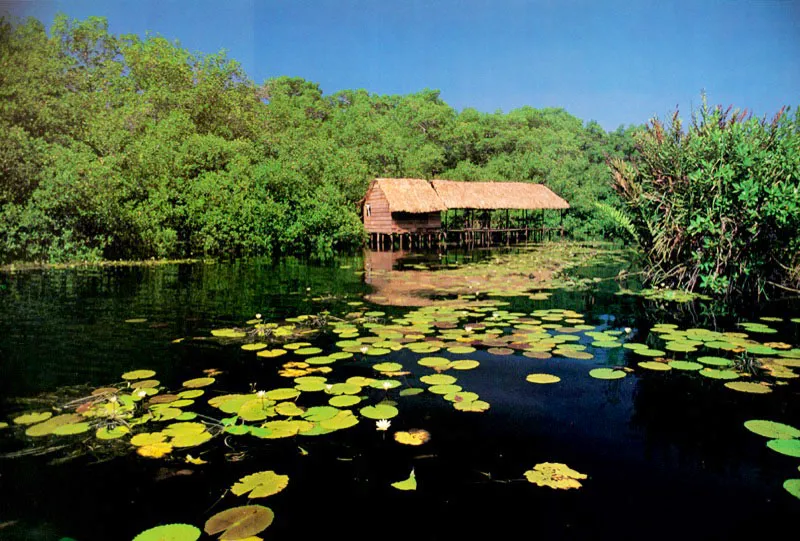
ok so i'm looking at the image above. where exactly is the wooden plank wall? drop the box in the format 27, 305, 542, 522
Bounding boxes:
363, 184, 442, 234
363, 184, 393, 234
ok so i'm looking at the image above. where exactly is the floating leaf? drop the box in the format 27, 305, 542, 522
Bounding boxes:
328, 395, 361, 407
123, 369, 157, 380
360, 404, 399, 419
394, 429, 431, 446
211, 329, 247, 339
137, 442, 173, 458
767, 439, 800, 457
302, 406, 340, 422
319, 410, 359, 430
454, 400, 490, 412
524, 462, 587, 490
133, 523, 201, 541
699, 368, 739, 380
391, 469, 417, 491
420, 374, 457, 385
52, 422, 90, 436
668, 360, 703, 371
487, 347, 515, 355
447, 346, 476, 354
13, 411, 53, 425
231, 471, 289, 499
724, 381, 771, 394
256, 349, 287, 358
428, 384, 462, 395
125, 318, 148, 324
131, 432, 167, 446
241, 343, 267, 351
526, 373, 561, 384
697, 356, 734, 367
24, 414, 83, 437
589, 368, 626, 380
275, 402, 304, 416
373, 362, 403, 373
183, 377, 215, 388
638, 361, 671, 371
418, 357, 450, 368
744, 420, 800, 439
204, 505, 274, 540
449, 360, 480, 370
295, 347, 323, 356
784, 479, 800, 500
265, 388, 300, 401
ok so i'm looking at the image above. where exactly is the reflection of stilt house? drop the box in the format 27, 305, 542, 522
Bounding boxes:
362, 178, 570, 250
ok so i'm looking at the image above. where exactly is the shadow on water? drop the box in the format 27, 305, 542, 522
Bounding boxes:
0, 244, 798, 540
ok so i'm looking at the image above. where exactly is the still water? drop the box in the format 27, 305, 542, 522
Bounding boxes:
0, 246, 798, 540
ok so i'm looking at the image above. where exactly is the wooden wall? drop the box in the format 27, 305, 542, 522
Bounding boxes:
363, 184, 442, 234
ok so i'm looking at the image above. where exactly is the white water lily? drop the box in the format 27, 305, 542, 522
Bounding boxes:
325, 384, 333, 391
360, 345, 369, 354
376, 419, 391, 431
108, 395, 118, 403
624, 327, 632, 334
256, 390, 266, 398
136, 390, 147, 398
255, 313, 262, 319
382, 381, 392, 390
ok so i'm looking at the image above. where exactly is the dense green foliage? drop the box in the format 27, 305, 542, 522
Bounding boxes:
0, 15, 636, 264
608, 101, 800, 298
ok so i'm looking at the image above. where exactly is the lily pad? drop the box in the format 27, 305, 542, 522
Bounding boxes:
204, 505, 274, 540
420, 374, 457, 385
133, 523, 201, 541
231, 471, 289, 499
524, 462, 587, 490
589, 368, 626, 380
767, 439, 800, 457
699, 368, 739, 380
256, 349, 287, 358
638, 361, 672, 371
373, 362, 403, 373
328, 395, 361, 407
319, 410, 359, 430
265, 388, 300, 401
137, 442, 173, 458
454, 400, 490, 412
52, 422, 90, 436
697, 356, 734, 367
360, 404, 399, 419
25, 414, 83, 437
724, 382, 772, 394
391, 469, 417, 491
123, 369, 157, 380
668, 360, 703, 371
394, 429, 431, 446
96, 425, 131, 440
449, 360, 480, 370
418, 357, 450, 368
241, 343, 268, 351
526, 373, 561, 384
744, 420, 800, 439
784, 479, 800, 500
183, 377, 215, 388
13, 411, 53, 425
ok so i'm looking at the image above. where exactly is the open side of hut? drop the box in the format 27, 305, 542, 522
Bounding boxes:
362, 178, 447, 234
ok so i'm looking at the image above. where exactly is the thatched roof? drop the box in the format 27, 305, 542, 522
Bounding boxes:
430, 180, 570, 210
372, 178, 447, 213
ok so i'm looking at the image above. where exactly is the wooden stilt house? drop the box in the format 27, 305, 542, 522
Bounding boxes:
362, 178, 447, 235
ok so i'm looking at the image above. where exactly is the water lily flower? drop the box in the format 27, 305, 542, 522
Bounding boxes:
360, 345, 369, 354
325, 384, 333, 391
108, 395, 118, 403
624, 327, 632, 334
256, 390, 266, 398
376, 419, 391, 431
382, 381, 392, 390
136, 390, 147, 398
255, 313, 262, 319
465, 326, 473, 333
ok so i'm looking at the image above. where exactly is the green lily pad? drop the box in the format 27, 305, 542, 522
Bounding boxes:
373, 362, 403, 373
398, 388, 424, 397
123, 369, 157, 380
328, 395, 362, 407
231, 471, 289, 498
664, 342, 698, 353
724, 382, 772, 394
328, 383, 361, 395
447, 346, 476, 354
454, 400, 490, 412
171, 432, 213, 448
265, 388, 300, 401
295, 347, 323, 356
133, 523, 201, 541
524, 462, 587, 490
449, 360, 480, 370
368, 380, 402, 390
302, 406, 340, 422
526, 373, 561, 384
418, 357, 450, 368
238, 400, 275, 422
420, 374, 457, 385
697, 356, 734, 367
444, 391, 480, 403
767, 439, 800, 457
211, 328, 247, 338
360, 404, 399, 419
638, 361, 672, 371
699, 368, 739, 380
96, 425, 131, 440
487, 347, 515, 355
24, 414, 83, 437
204, 505, 274, 540
589, 368, 626, 380
256, 349, 287, 358
52, 422, 91, 436
668, 360, 703, 371
428, 384, 462, 395
182, 377, 215, 388
241, 343, 268, 351
784, 479, 800, 500
13, 411, 53, 425
744, 420, 800, 439
319, 410, 359, 430
633, 349, 666, 357
391, 469, 417, 491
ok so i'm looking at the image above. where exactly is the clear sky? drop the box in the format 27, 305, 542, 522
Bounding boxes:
2, 0, 798, 130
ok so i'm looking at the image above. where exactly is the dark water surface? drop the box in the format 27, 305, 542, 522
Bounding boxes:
0, 249, 798, 541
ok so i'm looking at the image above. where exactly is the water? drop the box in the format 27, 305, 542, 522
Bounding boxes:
0, 248, 798, 540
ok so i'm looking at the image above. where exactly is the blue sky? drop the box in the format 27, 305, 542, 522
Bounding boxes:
2, 0, 798, 130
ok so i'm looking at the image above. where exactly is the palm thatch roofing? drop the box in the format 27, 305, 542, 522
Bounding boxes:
430, 179, 570, 210
371, 178, 448, 213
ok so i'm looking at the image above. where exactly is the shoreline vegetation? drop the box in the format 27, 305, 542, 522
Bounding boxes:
0, 257, 207, 273
1, 14, 797, 300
